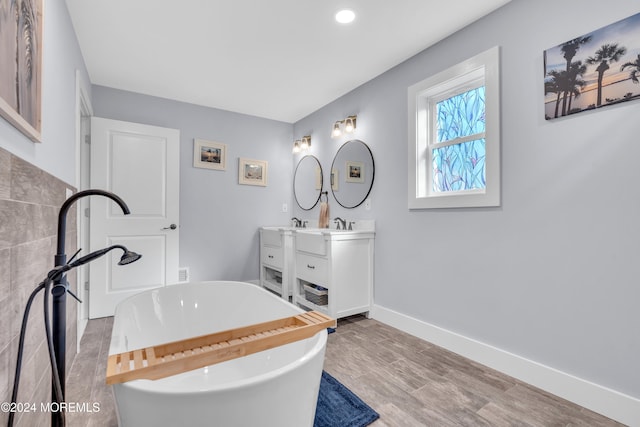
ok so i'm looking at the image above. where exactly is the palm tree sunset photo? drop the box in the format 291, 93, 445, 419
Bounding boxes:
0, 0, 42, 140
544, 12, 640, 120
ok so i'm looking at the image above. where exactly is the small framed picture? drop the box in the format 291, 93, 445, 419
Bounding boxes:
194, 139, 226, 170
346, 161, 364, 183
239, 158, 268, 186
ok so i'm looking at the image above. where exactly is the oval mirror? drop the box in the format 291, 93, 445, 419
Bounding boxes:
330, 139, 375, 208
293, 155, 323, 210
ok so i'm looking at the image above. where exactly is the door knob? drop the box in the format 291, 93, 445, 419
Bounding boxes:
163, 224, 177, 230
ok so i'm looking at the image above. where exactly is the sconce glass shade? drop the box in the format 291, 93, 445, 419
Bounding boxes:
292, 140, 301, 153
301, 136, 311, 150
331, 122, 342, 138
344, 116, 356, 133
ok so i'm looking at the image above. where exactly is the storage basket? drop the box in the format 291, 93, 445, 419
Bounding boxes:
303, 284, 328, 306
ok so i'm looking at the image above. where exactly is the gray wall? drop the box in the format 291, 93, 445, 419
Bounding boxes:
92, 86, 294, 282
0, 0, 90, 185
0, 1, 87, 425
293, 0, 640, 399
0, 149, 78, 426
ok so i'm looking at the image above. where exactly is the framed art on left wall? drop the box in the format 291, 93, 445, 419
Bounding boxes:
0, 0, 43, 142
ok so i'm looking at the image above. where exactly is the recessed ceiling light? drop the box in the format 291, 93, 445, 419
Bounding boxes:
335, 9, 355, 24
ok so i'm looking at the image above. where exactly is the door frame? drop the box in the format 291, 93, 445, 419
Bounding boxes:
75, 70, 93, 349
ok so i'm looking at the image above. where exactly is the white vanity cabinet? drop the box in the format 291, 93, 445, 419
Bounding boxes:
293, 230, 374, 319
259, 227, 294, 299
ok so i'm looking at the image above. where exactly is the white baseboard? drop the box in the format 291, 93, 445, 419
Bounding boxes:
371, 305, 640, 427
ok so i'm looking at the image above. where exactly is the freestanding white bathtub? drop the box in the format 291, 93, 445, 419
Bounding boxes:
109, 281, 328, 426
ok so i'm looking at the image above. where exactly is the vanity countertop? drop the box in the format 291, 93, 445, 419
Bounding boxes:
262, 219, 374, 234
295, 228, 374, 236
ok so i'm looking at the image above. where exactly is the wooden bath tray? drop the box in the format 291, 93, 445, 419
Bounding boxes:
106, 311, 335, 385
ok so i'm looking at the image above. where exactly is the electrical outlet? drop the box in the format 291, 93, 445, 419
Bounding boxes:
364, 199, 371, 210
282, 203, 288, 212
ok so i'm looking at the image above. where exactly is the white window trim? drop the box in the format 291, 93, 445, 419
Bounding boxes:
408, 46, 501, 209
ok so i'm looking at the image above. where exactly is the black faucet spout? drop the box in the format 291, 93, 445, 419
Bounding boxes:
56, 189, 129, 259
333, 217, 347, 230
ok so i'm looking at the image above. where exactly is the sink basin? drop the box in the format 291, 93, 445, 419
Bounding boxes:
295, 228, 374, 255
261, 227, 285, 247
261, 226, 302, 246
295, 230, 327, 255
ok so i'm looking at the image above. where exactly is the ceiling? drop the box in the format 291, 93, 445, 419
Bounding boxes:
65, 0, 511, 123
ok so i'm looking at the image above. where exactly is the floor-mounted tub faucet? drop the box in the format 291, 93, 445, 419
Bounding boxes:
50, 189, 139, 426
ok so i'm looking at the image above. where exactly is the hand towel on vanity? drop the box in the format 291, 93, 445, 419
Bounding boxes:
318, 201, 329, 228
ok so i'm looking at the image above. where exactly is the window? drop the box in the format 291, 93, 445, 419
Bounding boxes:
408, 46, 500, 209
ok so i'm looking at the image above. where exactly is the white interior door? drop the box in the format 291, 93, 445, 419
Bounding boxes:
89, 117, 180, 318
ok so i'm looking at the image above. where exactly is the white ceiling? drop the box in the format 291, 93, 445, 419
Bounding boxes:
65, 0, 511, 123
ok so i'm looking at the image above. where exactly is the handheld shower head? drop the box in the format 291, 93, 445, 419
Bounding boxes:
68, 244, 141, 269
47, 244, 142, 281
118, 250, 142, 265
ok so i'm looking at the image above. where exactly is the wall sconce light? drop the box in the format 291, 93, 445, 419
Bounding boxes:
292, 136, 311, 153
331, 115, 357, 138
300, 135, 311, 150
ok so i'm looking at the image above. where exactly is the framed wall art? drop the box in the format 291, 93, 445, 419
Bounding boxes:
193, 139, 226, 170
544, 12, 640, 120
238, 158, 267, 186
345, 161, 365, 183
0, 0, 43, 142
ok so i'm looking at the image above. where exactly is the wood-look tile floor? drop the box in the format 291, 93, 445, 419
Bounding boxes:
66, 315, 624, 427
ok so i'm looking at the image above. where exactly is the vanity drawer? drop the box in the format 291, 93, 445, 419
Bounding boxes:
296, 253, 328, 285
261, 246, 283, 268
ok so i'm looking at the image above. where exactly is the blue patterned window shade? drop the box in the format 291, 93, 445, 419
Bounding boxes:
432, 139, 486, 192
436, 87, 485, 142
433, 86, 486, 192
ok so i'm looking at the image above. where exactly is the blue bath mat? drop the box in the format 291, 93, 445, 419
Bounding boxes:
315, 371, 379, 427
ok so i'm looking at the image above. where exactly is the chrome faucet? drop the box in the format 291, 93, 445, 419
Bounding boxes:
291, 217, 302, 227
334, 217, 347, 230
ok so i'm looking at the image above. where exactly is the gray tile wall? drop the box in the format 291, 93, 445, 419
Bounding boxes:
0, 147, 77, 426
